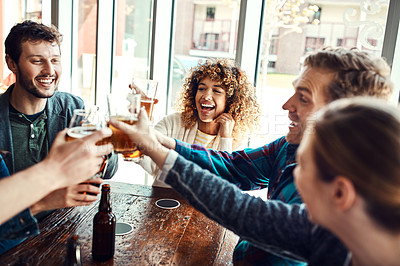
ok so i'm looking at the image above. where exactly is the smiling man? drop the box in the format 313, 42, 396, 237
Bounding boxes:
0, 20, 117, 254
153, 47, 394, 264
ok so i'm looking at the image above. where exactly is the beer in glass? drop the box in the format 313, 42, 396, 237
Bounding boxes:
107, 93, 143, 162
131, 79, 158, 120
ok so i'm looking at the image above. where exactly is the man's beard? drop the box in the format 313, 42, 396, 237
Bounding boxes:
16, 68, 58, 99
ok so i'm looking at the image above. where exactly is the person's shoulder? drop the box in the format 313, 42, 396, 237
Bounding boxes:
53, 91, 83, 101
157, 113, 182, 124
165, 113, 181, 119
155, 113, 187, 134
51, 91, 84, 107
0, 85, 13, 101
268, 136, 288, 147
258, 136, 288, 154
47, 91, 84, 115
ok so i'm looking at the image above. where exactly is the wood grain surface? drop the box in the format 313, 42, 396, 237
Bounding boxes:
0, 181, 238, 265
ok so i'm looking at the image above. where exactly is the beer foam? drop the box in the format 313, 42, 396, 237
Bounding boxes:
109, 115, 138, 122
67, 126, 97, 138
141, 99, 154, 103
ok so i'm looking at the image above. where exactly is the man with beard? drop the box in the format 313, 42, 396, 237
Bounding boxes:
0, 20, 118, 254
148, 47, 394, 264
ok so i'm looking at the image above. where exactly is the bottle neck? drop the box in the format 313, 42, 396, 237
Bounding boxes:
99, 190, 112, 212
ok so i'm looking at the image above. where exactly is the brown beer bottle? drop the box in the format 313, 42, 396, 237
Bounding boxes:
64, 235, 82, 266
92, 184, 116, 262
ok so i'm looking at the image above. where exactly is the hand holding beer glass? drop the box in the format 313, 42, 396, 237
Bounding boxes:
67, 108, 111, 195
131, 79, 158, 121
107, 92, 143, 162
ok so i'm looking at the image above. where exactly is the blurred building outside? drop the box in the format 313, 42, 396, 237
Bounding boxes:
173, 0, 389, 146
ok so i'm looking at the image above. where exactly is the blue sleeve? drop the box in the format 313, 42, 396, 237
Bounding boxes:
164, 154, 312, 261
163, 155, 348, 265
174, 137, 287, 190
0, 155, 39, 251
0, 208, 39, 254
0, 155, 10, 178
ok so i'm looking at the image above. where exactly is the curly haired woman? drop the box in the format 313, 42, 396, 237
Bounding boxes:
140, 58, 261, 187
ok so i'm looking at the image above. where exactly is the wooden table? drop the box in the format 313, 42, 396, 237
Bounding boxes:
0, 181, 238, 265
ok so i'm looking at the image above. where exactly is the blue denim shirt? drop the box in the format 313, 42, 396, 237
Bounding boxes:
0, 154, 39, 255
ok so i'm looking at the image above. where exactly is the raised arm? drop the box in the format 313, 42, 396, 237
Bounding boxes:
0, 128, 113, 225
157, 153, 347, 265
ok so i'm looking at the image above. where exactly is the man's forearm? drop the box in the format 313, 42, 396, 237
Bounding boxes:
0, 162, 59, 225
145, 142, 170, 170
156, 131, 177, 150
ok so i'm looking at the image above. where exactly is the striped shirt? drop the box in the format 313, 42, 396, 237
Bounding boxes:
193, 129, 216, 149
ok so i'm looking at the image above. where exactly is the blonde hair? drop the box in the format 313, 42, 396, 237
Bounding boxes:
309, 97, 400, 232
176, 58, 261, 147
303, 47, 393, 102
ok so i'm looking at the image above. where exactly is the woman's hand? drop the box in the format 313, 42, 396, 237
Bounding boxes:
214, 113, 235, 138
129, 83, 159, 104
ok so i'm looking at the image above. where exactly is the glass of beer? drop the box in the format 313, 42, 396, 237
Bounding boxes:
131, 79, 158, 121
67, 107, 111, 195
67, 107, 110, 145
107, 92, 142, 162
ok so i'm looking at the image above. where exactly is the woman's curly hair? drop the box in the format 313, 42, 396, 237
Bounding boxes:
176, 58, 261, 147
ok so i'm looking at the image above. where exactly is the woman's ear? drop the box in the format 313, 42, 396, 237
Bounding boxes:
332, 175, 357, 211
5, 55, 18, 74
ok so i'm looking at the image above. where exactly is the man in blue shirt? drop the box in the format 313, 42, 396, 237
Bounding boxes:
0, 20, 118, 254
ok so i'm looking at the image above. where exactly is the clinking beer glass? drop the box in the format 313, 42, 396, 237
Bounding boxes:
67, 108, 111, 194
131, 79, 158, 121
107, 92, 143, 162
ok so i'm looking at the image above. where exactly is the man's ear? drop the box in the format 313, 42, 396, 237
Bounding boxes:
332, 175, 357, 211
5, 54, 18, 74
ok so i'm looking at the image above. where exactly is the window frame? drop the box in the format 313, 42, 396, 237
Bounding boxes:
51, 0, 400, 107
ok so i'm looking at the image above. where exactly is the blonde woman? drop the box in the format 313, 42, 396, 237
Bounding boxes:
140, 58, 260, 187
112, 97, 400, 265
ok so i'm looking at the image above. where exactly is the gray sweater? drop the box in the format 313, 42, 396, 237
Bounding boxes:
160, 151, 350, 265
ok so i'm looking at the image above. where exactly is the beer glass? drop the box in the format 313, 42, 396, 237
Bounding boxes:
131, 79, 158, 120
67, 108, 110, 194
107, 92, 142, 162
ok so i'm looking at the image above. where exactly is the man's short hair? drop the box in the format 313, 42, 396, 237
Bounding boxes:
303, 47, 393, 102
5, 20, 63, 64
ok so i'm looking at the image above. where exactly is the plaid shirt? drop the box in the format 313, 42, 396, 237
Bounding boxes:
175, 136, 306, 265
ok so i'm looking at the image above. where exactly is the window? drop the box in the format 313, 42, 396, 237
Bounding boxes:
170, 0, 240, 111
0, 0, 44, 92
202, 33, 220, 50
206, 7, 215, 20
255, 0, 392, 147
112, 0, 153, 92
304, 37, 325, 53
269, 35, 278, 55
70, 0, 98, 105
311, 6, 321, 23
